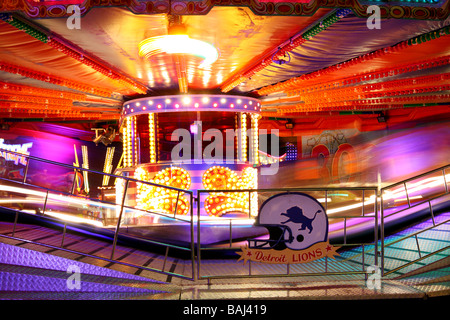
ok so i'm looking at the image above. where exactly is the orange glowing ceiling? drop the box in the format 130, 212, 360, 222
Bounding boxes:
31, 7, 333, 92
0, 2, 449, 127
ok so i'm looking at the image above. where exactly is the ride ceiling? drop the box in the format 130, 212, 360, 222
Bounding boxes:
0, 0, 449, 138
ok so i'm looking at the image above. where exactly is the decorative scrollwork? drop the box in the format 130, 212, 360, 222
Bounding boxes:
1, 0, 448, 20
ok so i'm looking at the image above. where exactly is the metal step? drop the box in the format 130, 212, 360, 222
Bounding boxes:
335, 212, 450, 278
0, 241, 181, 299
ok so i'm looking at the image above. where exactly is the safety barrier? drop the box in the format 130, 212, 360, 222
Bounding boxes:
0, 148, 448, 282
380, 164, 450, 276
0, 148, 196, 281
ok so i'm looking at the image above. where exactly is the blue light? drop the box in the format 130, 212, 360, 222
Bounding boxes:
285, 142, 297, 161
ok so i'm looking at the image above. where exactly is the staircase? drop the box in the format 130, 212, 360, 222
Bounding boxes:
0, 241, 180, 300
381, 212, 450, 277
337, 211, 450, 298
0, 214, 448, 299
393, 256, 450, 298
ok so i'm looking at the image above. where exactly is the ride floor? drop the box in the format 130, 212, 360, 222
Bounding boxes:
0, 212, 448, 300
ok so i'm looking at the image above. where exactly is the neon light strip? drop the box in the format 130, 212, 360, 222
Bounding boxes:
221, 9, 352, 93
258, 34, 450, 96
240, 113, 247, 162
148, 113, 156, 163
123, 118, 132, 167
102, 147, 115, 186
251, 114, 260, 165
81, 145, 89, 194
0, 61, 112, 98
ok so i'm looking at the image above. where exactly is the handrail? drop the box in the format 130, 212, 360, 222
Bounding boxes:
381, 164, 449, 191
381, 192, 448, 219
379, 163, 450, 276
197, 186, 379, 193
1, 144, 449, 281
0, 174, 192, 227
384, 219, 449, 248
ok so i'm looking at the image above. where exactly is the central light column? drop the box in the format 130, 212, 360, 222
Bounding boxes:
250, 113, 260, 165
148, 113, 157, 163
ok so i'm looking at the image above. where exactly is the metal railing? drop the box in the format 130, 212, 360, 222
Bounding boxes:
380, 164, 450, 276
0, 148, 196, 281
1, 147, 448, 282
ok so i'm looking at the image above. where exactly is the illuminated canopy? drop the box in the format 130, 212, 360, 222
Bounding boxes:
0, 3, 448, 126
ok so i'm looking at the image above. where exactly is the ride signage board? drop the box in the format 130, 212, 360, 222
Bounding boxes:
238, 192, 340, 264
0, 139, 33, 166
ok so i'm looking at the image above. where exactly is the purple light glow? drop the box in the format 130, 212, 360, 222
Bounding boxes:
190, 123, 198, 134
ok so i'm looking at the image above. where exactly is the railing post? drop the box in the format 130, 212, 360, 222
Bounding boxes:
404, 182, 411, 208
344, 218, 347, 245
190, 193, 195, 281
362, 189, 365, 216
415, 235, 422, 258
197, 191, 202, 280
374, 188, 379, 267
70, 169, 78, 194
42, 190, 49, 213
162, 246, 169, 272
174, 190, 180, 218
61, 223, 67, 248
380, 190, 385, 276
429, 201, 435, 226
22, 158, 30, 184
229, 219, 233, 248
12, 211, 19, 237
111, 179, 129, 260
443, 168, 448, 193
248, 190, 251, 218
362, 244, 365, 271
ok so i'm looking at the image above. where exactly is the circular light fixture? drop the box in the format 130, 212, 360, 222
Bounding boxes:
183, 96, 191, 104
138, 35, 219, 68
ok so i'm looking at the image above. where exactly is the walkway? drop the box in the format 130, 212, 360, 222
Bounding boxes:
0, 214, 448, 300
